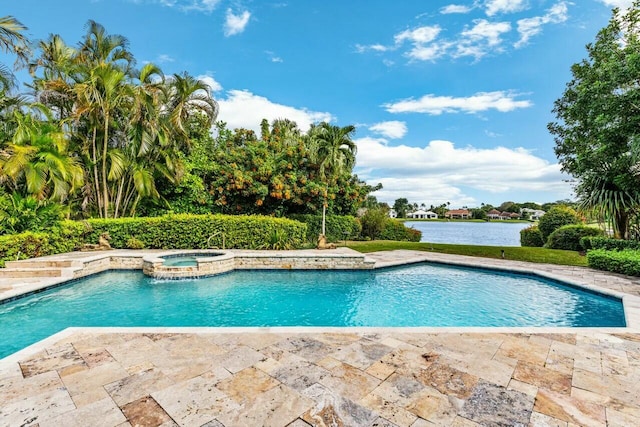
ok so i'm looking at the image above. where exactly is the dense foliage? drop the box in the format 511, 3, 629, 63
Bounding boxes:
549, 2, 640, 239
289, 214, 361, 243
537, 206, 582, 241
147, 119, 376, 219
587, 249, 640, 276
0, 221, 85, 266
379, 220, 421, 242
583, 236, 640, 251
544, 225, 603, 251
359, 208, 421, 241
0, 19, 378, 234
520, 225, 544, 247
0, 214, 307, 265
82, 214, 306, 250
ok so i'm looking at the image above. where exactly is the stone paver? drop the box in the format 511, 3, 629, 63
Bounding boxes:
1, 249, 640, 425
1, 330, 640, 426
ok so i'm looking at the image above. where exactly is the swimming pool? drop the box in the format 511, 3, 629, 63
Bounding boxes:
0, 263, 625, 358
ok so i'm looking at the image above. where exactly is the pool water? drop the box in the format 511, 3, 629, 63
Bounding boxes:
0, 264, 625, 358
163, 257, 198, 267
161, 252, 223, 267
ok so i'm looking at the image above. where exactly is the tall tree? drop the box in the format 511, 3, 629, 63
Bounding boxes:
393, 198, 410, 218
549, 2, 640, 239
310, 122, 357, 235
0, 15, 30, 91
23, 21, 220, 218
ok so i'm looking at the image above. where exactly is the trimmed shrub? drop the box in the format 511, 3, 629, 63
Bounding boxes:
545, 225, 604, 251
520, 225, 544, 247
83, 214, 306, 250
289, 214, 361, 243
85, 214, 306, 249
538, 206, 582, 241
583, 236, 640, 251
360, 209, 388, 240
0, 221, 86, 267
587, 249, 640, 276
379, 219, 422, 242
125, 237, 146, 249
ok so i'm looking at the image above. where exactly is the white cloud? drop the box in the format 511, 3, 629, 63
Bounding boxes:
599, 0, 634, 8
395, 26, 442, 45
384, 91, 532, 115
369, 121, 407, 139
357, 1, 570, 63
407, 43, 451, 61
355, 137, 572, 205
355, 43, 391, 53
395, 26, 448, 61
455, 19, 512, 58
485, 0, 528, 16
515, 2, 569, 48
265, 51, 283, 63
224, 9, 251, 36
196, 73, 223, 93
441, 4, 476, 14
143, 0, 222, 13
156, 54, 174, 63
357, 25, 446, 61
217, 89, 334, 133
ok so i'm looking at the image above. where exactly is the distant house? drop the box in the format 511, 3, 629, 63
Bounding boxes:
487, 209, 502, 220
520, 208, 546, 220
510, 212, 521, 219
445, 209, 471, 219
389, 209, 398, 218
500, 211, 512, 220
407, 209, 438, 219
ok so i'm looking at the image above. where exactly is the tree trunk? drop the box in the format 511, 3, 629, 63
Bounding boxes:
322, 203, 326, 236
102, 110, 110, 218
614, 210, 629, 240
91, 127, 102, 218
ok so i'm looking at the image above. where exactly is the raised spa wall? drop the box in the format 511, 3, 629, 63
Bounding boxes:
140, 250, 377, 279
143, 252, 236, 279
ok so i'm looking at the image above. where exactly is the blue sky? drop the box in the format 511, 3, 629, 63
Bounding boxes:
3, 0, 632, 208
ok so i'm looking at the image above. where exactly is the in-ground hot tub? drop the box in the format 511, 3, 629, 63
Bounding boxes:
142, 251, 235, 279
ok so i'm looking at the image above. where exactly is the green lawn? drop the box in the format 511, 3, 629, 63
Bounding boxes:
346, 240, 588, 266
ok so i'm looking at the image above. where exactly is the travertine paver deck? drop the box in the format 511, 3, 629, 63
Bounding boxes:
1, 249, 640, 426
2, 329, 640, 426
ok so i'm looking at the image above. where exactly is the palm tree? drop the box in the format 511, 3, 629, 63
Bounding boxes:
1, 109, 83, 201
310, 122, 357, 236
72, 21, 134, 218
577, 170, 640, 239
0, 16, 30, 143
28, 34, 77, 120
165, 72, 219, 151
0, 15, 30, 91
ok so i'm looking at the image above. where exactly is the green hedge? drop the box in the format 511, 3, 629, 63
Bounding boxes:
520, 225, 544, 247
0, 214, 308, 266
538, 206, 581, 241
545, 225, 604, 251
0, 221, 86, 267
379, 219, 422, 242
582, 236, 640, 251
83, 214, 306, 250
289, 214, 361, 243
587, 249, 640, 276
